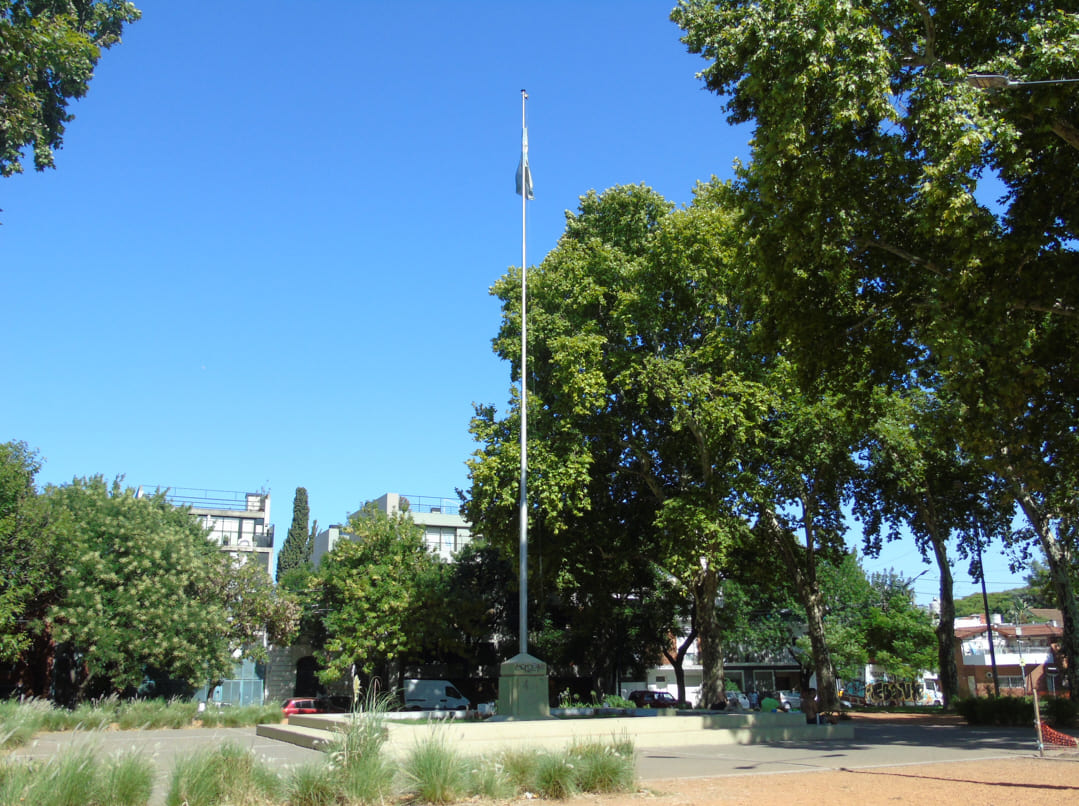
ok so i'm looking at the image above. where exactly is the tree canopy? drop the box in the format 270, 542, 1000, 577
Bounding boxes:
0, 1, 141, 176
276, 487, 313, 582
310, 503, 439, 683
673, 0, 1079, 696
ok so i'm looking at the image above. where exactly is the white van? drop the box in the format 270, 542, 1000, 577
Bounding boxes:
402, 679, 470, 711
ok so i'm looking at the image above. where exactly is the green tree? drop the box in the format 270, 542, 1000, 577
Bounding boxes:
799, 557, 936, 685
276, 486, 312, 582
673, 0, 1079, 696
466, 183, 746, 706
467, 182, 860, 709
853, 388, 1012, 707
0, 441, 59, 685
45, 477, 233, 702
0, 1, 141, 176
310, 503, 438, 684
203, 553, 299, 662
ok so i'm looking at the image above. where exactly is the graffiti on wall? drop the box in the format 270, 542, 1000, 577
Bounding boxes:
841, 677, 934, 706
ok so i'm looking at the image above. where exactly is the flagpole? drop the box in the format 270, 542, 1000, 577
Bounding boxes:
518, 88, 529, 656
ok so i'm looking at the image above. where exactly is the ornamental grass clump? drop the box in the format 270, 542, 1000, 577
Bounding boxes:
400, 734, 470, 804
319, 689, 396, 804
533, 753, 577, 799
496, 747, 539, 792
165, 741, 282, 806
0, 698, 52, 750
567, 738, 636, 793
0, 744, 153, 806
284, 763, 339, 806
465, 757, 517, 801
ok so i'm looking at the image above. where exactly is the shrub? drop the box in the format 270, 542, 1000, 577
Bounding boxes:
1042, 696, 1078, 729
956, 696, 1034, 726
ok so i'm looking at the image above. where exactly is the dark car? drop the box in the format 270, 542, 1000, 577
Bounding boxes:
628, 689, 680, 708
316, 695, 352, 713
281, 697, 323, 716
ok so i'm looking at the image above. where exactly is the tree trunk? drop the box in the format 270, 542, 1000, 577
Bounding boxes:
929, 533, 959, 708
695, 562, 726, 708
662, 626, 698, 706
765, 508, 838, 711
1015, 492, 1079, 696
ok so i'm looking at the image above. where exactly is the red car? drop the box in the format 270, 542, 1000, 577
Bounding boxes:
281, 697, 323, 716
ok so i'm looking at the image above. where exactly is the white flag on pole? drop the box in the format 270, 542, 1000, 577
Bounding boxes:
516, 127, 534, 200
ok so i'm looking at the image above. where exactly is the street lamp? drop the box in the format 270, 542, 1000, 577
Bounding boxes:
967, 74, 1079, 90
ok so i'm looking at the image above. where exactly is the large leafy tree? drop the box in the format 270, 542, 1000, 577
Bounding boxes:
45, 477, 234, 702
854, 388, 1010, 706
468, 182, 858, 708
673, 0, 1079, 694
310, 503, 439, 684
0, 1, 141, 176
0, 441, 58, 681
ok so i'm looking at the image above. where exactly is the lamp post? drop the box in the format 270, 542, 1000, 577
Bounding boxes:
1014, 605, 1044, 756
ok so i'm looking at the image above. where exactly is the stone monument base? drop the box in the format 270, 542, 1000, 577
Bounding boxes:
495, 652, 552, 720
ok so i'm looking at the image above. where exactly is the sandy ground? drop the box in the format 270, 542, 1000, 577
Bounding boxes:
561, 713, 1079, 806
616, 757, 1079, 805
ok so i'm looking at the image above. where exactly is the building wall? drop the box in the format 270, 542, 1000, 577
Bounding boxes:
954, 617, 1064, 698
312, 493, 472, 567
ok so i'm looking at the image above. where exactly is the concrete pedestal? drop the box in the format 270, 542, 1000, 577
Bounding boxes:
496, 652, 552, 720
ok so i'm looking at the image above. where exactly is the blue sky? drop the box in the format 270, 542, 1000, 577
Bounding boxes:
1, 1, 1029, 603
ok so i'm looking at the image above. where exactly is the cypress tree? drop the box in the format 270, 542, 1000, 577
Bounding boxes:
276, 487, 311, 582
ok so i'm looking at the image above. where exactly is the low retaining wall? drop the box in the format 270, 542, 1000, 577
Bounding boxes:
257, 710, 854, 756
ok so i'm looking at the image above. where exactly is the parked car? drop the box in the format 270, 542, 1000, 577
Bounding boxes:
729, 691, 752, 710
316, 695, 351, 713
281, 697, 323, 716
628, 690, 680, 708
777, 690, 802, 711
402, 679, 470, 711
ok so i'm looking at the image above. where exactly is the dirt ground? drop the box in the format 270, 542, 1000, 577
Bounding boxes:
561, 713, 1079, 806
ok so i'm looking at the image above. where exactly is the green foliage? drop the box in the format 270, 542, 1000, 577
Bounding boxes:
794, 557, 936, 684
673, 0, 1079, 695
276, 487, 312, 582
0, 745, 153, 806
953, 587, 1034, 619
284, 764, 338, 806
0, 698, 281, 741
0, 1, 141, 177
400, 733, 470, 804
45, 477, 233, 698
1042, 696, 1078, 730
165, 742, 282, 806
202, 550, 300, 663
311, 503, 438, 681
568, 738, 636, 794
0, 441, 57, 665
955, 696, 1035, 726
